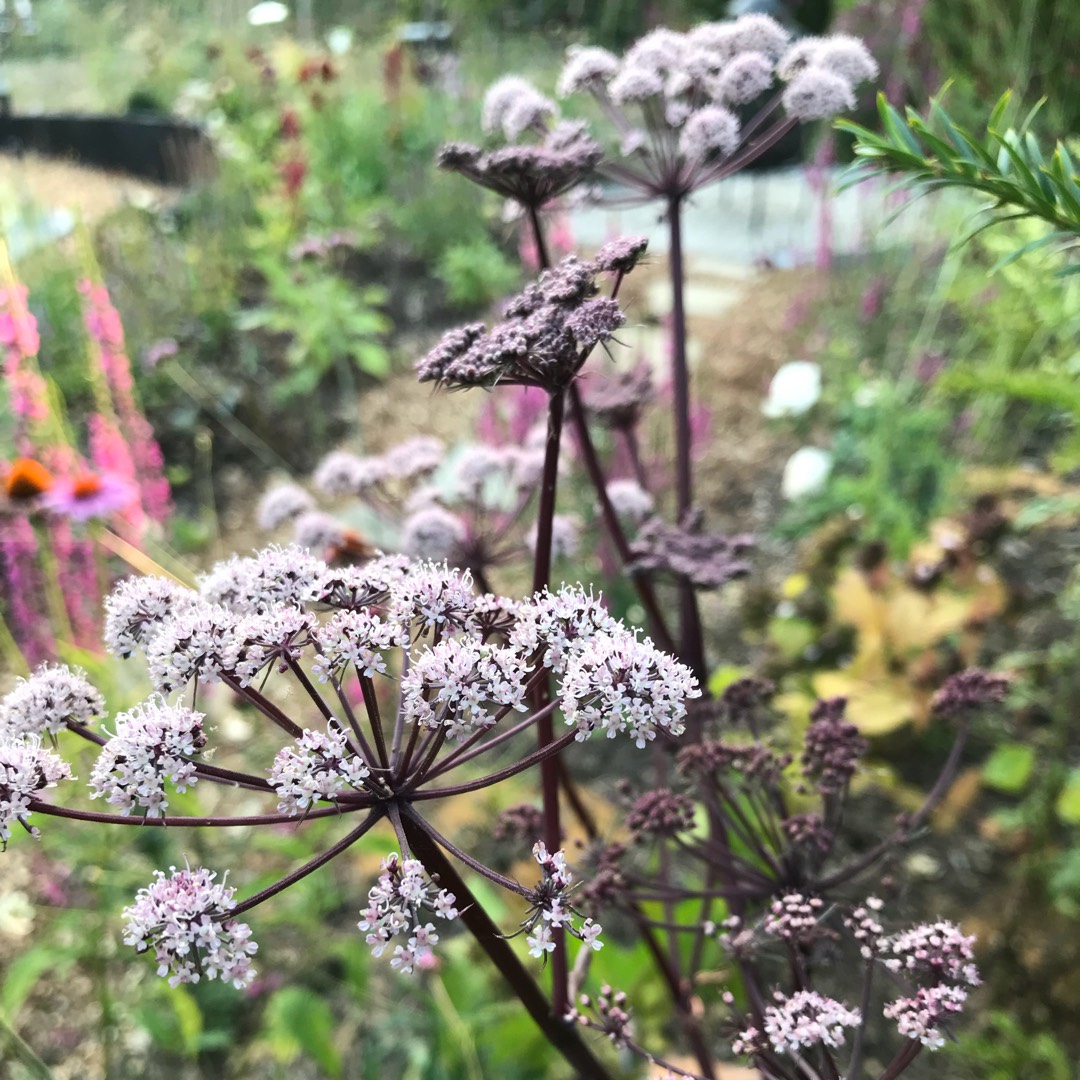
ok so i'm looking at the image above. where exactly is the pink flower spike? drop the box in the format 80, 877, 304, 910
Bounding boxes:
41, 471, 137, 522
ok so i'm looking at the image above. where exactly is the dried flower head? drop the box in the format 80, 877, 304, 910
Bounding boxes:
629, 510, 753, 589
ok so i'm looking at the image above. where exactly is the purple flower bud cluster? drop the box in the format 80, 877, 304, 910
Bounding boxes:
763, 892, 826, 943
931, 668, 1010, 719
122, 865, 257, 989
581, 362, 654, 430
569, 984, 632, 1047
417, 243, 643, 392
358, 854, 459, 974
626, 788, 697, 839
801, 697, 867, 795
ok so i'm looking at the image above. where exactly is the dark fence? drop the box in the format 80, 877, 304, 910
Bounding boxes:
0, 112, 216, 184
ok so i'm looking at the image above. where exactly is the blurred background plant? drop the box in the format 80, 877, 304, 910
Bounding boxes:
2, 0, 1080, 1075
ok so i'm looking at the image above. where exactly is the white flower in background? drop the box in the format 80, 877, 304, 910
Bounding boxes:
247, 1, 288, 27
782, 447, 832, 500
0, 890, 34, 939
763, 360, 822, 418
853, 381, 882, 408
326, 26, 353, 55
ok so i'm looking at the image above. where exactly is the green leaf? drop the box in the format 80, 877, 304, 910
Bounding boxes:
263, 987, 342, 1079
981, 742, 1036, 794
2, 945, 72, 1020
1054, 769, 1080, 824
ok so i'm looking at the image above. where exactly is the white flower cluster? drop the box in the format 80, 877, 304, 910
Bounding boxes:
90, 696, 206, 817
525, 842, 603, 959
0, 733, 72, 848
401, 637, 530, 740
0, 663, 105, 738
122, 865, 258, 989
560, 629, 700, 748
312, 608, 403, 681
358, 854, 459, 974
269, 726, 371, 815
509, 584, 619, 674
103, 574, 197, 659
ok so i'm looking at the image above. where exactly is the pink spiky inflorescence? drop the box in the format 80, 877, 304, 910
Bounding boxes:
78, 278, 172, 529
0, 281, 48, 452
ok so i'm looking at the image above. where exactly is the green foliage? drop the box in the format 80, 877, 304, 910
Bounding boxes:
945, 1011, 1073, 1079
236, 262, 391, 402
778, 378, 956, 556
981, 741, 1036, 794
436, 238, 521, 310
839, 92, 1080, 272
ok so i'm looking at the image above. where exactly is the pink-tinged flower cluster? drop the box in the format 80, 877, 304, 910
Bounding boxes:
559, 629, 700, 748
401, 637, 530, 740
257, 483, 315, 531
122, 866, 258, 988
523, 842, 603, 958
883, 984, 971, 1049
269, 725, 371, 814
198, 544, 329, 614
734, 990, 861, 1056
763, 892, 825, 943
0, 663, 105, 739
0, 733, 73, 848
0, 282, 48, 449
79, 279, 171, 527
358, 854, 459, 974
90, 696, 206, 816
390, 561, 477, 635
551, 16, 876, 197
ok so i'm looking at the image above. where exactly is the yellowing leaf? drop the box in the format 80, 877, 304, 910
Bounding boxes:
781, 572, 811, 600
812, 670, 914, 736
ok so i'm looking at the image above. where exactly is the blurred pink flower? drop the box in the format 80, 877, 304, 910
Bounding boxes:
41, 472, 136, 522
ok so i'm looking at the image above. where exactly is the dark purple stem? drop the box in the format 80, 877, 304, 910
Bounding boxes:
230, 810, 382, 917
400, 808, 613, 1080
26, 800, 366, 827
566, 382, 677, 655
666, 193, 707, 681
